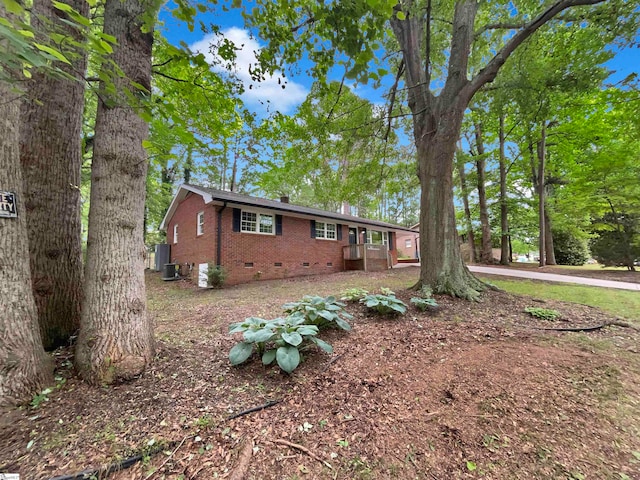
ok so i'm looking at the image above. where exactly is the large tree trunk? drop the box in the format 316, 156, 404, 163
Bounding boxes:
75, 0, 157, 384
0, 6, 53, 404
20, 0, 88, 350
473, 121, 493, 264
498, 114, 510, 265
456, 150, 477, 263
416, 109, 486, 299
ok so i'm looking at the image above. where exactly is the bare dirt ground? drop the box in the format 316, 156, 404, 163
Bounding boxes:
490, 262, 640, 284
1, 268, 639, 480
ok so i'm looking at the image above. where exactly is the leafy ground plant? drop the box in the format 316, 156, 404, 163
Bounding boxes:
228, 315, 333, 373
524, 307, 562, 321
410, 297, 439, 311
282, 295, 352, 330
340, 288, 369, 302
361, 293, 407, 315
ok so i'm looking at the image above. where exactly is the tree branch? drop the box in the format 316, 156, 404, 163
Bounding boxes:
384, 59, 405, 142
474, 22, 526, 38
291, 16, 315, 33
462, 0, 607, 103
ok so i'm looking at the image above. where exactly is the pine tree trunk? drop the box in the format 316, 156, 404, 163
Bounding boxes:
75, 0, 157, 384
544, 207, 556, 265
474, 121, 493, 264
498, 114, 510, 265
456, 151, 477, 263
20, 0, 88, 350
0, 5, 53, 403
537, 125, 547, 267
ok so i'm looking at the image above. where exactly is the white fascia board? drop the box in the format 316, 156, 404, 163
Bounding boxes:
159, 184, 214, 231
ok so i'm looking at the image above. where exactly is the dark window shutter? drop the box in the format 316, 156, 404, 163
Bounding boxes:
275, 215, 283, 235
388, 232, 394, 251
336, 223, 342, 241
232, 208, 241, 232
310, 220, 316, 238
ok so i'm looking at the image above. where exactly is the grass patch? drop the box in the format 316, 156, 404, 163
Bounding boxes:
478, 277, 640, 322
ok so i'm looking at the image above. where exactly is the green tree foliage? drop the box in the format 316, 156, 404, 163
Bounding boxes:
591, 213, 640, 271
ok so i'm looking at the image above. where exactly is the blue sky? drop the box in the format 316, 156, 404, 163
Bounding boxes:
158, 4, 639, 117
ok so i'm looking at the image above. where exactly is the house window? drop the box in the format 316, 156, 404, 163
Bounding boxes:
316, 221, 337, 240
173, 224, 178, 244
405, 239, 412, 249
197, 211, 204, 235
366, 230, 388, 245
241, 210, 274, 235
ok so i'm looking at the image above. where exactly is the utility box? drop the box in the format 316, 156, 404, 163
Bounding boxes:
154, 244, 170, 272
162, 263, 177, 281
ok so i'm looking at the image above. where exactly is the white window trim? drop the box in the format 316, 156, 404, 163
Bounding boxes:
366, 230, 388, 246
173, 224, 178, 244
316, 221, 337, 241
197, 211, 204, 236
240, 208, 275, 236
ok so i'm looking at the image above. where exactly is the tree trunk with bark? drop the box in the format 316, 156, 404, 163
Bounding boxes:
456, 150, 477, 263
536, 125, 547, 267
473, 121, 493, 264
0, 5, 53, 404
75, 0, 157, 384
20, 0, 88, 350
544, 207, 556, 265
498, 114, 510, 265
389, 0, 605, 298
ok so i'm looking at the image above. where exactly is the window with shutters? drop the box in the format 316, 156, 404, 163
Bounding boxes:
315, 221, 337, 240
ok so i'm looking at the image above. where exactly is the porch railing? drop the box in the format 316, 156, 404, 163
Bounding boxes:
342, 243, 390, 271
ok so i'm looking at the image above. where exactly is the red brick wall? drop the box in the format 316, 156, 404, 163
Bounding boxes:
219, 208, 348, 285
168, 193, 400, 285
166, 192, 217, 274
396, 231, 420, 259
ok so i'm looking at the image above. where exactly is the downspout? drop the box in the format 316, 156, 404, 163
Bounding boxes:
217, 201, 227, 267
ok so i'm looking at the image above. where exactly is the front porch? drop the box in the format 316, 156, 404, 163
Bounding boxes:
343, 244, 391, 272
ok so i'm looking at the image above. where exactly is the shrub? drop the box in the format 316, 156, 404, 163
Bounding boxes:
282, 295, 353, 331
552, 229, 589, 266
590, 213, 640, 270
524, 307, 561, 321
340, 288, 369, 302
228, 316, 333, 373
207, 264, 227, 288
361, 293, 407, 315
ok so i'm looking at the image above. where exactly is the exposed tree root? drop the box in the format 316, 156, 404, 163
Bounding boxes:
271, 439, 333, 469
229, 437, 254, 480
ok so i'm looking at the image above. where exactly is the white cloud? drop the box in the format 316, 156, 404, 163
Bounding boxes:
189, 27, 308, 114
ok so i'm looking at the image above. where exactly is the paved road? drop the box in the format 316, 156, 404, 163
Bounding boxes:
468, 265, 640, 292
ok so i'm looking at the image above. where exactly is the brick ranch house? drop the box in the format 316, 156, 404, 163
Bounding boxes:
159, 184, 419, 285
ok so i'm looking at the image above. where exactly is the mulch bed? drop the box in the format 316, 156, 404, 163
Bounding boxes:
1, 271, 639, 479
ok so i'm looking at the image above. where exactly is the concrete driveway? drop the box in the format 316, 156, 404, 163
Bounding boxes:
393, 263, 640, 291
468, 265, 640, 292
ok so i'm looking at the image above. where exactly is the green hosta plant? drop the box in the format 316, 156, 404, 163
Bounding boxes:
361, 293, 407, 315
410, 297, 439, 311
228, 315, 333, 373
524, 307, 562, 321
282, 295, 352, 331
340, 288, 369, 302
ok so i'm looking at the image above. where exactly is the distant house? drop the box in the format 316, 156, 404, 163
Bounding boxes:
395, 223, 420, 261
159, 184, 419, 285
